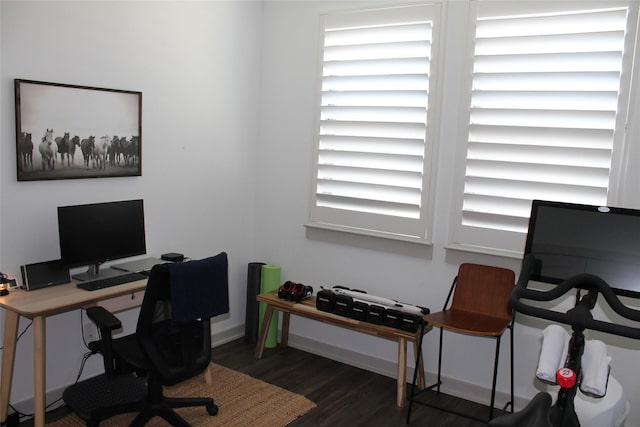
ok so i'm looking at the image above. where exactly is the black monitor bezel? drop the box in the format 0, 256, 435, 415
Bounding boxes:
57, 199, 147, 276
524, 199, 640, 298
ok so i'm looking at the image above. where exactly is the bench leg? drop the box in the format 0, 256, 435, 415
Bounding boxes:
280, 312, 291, 348
397, 337, 407, 408
254, 305, 274, 358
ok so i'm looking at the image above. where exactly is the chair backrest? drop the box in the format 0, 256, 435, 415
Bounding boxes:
136, 253, 229, 386
450, 263, 515, 321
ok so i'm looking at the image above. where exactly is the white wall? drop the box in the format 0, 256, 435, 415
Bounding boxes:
2, 1, 640, 426
1, 0, 263, 406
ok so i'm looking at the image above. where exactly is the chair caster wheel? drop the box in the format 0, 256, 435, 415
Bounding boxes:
207, 402, 219, 416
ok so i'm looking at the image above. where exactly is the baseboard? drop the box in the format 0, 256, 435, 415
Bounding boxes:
9, 386, 66, 417
286, 331, 525, 411
212, 324, 245, 346
213, 325, 509, 408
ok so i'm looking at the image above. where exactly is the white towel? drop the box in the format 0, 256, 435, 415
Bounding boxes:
536, 325, 570, 383
580, 339, 610, 397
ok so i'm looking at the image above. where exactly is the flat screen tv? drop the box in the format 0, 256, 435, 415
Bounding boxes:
524, 200, 640, 298
58, 199, 146, 281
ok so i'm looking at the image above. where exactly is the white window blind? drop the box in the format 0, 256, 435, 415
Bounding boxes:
308, 4, 442, 242
451, 1, 638, 255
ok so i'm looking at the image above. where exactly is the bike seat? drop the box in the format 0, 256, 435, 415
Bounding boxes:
489, 392, 553, 427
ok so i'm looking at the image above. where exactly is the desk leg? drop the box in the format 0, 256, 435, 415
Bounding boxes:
280, 312, 290, 348
33, 316, 46, 427
397, 337, 407, 408
254, 305, 274, 359
204, 364, 213, 385
0, 310, 19, 424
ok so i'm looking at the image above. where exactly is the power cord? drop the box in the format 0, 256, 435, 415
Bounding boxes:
80, 310, 92, 350
2, 319, 67, 425
6, 349, 92, 426
6, 395, 66, 426
80, 309, 103, 353
0, 321, 32, 426
0, 321, 32, 351
2, 314, 99, 425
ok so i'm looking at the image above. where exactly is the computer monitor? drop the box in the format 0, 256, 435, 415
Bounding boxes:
57, 199, 146, 281
524, 200, 640, 298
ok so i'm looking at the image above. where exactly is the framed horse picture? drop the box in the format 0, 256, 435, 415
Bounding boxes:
14, 79, 142, 181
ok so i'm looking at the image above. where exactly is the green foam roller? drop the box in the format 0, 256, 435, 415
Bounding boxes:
259, 264, 281, 348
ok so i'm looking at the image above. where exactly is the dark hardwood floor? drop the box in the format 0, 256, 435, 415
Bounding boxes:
19, 338, 499, 426
212, 339, 496, 427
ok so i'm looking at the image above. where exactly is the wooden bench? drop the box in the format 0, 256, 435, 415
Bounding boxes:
254, 291, 430, 407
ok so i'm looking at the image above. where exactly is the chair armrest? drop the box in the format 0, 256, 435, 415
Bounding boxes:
85, 306, 123, 376
87, 306, 121, 331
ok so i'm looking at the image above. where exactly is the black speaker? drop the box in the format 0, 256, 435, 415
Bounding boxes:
20, 259, 70, 291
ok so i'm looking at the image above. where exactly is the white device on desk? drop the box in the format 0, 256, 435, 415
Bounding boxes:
111, 257, 166, 274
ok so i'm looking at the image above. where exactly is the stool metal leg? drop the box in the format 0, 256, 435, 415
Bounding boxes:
509, 322, 514, 412
490, 335, 502, 420
436, 327, 444, 392
406, 322, 426, 424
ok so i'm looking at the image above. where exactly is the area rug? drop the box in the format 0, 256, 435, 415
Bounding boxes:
48, 363, 316, 426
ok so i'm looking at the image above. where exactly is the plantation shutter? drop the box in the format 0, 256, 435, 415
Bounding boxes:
307, 4, 442, 242
451, 1, 638, 254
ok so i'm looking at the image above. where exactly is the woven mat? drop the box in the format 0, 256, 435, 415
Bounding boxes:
48, 363, 316, 426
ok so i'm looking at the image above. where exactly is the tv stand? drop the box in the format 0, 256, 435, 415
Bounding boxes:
72, 263, 124, 282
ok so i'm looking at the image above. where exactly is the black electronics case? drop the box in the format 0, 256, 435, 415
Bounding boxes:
315, 286, 428, 332
21, 259, 70, 291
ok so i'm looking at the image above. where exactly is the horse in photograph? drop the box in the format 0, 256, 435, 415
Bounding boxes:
38, 128, 57, 170
81, 136, 95, 167
121, 136, 139, 166
20, 132, 33, 168
55, 132, 71, 167
93, 136, 111, 169
109, 136, 121, 166
69, 135, 81, 165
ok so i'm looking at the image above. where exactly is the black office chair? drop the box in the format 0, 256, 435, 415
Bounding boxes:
63, 252, 230, 426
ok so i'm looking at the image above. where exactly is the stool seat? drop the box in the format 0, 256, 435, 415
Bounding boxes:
425, 309, 511, 336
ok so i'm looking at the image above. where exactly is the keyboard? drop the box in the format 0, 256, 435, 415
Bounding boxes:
77, 272, 147, 291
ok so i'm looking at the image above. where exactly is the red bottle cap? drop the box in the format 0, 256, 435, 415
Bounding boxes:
556, 367, 577, 389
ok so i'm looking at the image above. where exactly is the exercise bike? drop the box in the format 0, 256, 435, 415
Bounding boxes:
489, 255, 640, 427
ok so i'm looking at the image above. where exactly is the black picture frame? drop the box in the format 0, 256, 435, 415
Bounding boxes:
15, 79, 142, 181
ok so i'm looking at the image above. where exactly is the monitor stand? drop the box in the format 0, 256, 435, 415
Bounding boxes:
72, 263, 124, 282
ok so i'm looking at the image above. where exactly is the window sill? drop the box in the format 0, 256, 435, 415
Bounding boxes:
305, 222, 433, 246
444, 242, 523, 260
305, 222, 435, 258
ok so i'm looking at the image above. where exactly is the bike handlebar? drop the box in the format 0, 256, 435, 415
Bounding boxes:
511, 255, 640, 339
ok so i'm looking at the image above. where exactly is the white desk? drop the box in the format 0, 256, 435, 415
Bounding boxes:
0, 279, 146, 427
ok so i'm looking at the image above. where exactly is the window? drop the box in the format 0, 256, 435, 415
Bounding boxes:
450, 1, 639, 256
307, 4, 444, 243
